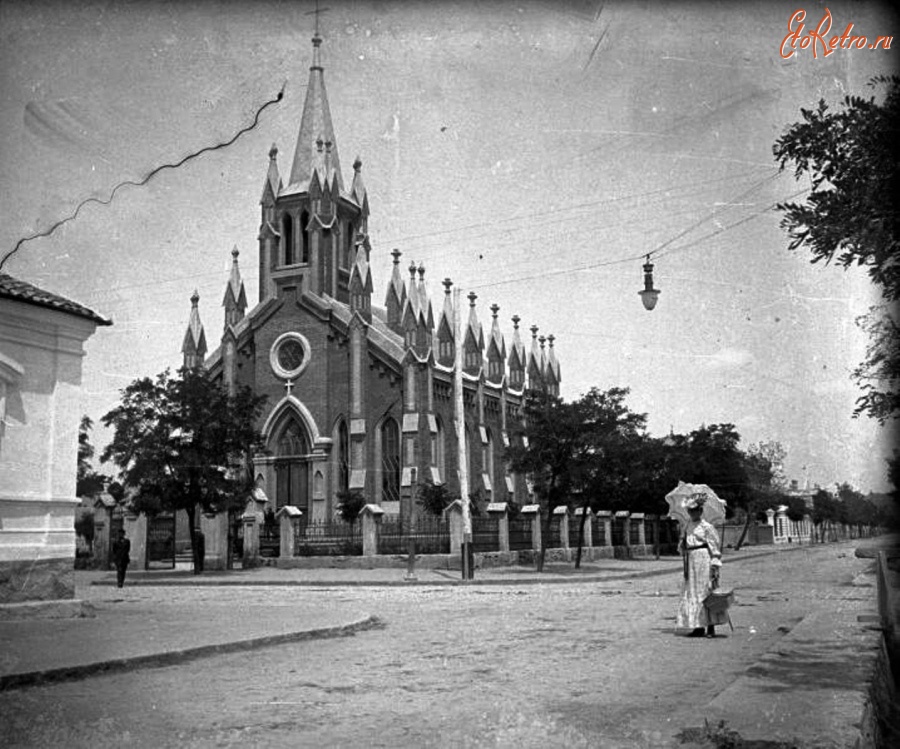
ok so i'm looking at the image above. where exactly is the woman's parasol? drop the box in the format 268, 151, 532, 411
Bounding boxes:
665, 481, 727, 529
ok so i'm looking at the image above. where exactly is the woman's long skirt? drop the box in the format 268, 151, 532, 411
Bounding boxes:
676, 549, 712, 629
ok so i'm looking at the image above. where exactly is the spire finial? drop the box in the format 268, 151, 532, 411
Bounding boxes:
443, 278, 453, 295
490, 303, 499, 320
391, 248, 402, 265
408, 261, 417, 278
468, 291, 477, 308
269, 143, 278, 160
539, 335, 546, 349
353, 156, 362, 172
191, 289, 200, 306
530, 324, 538, 339
512, 314, 520, 329
231, 245, 240, 260
418, 263, 425, 279
548, 334, 555, 347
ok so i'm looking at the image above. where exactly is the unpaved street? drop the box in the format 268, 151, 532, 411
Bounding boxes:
0, 543, 875, 748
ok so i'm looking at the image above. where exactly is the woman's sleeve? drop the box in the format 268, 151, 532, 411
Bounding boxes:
706, 523, 722, 567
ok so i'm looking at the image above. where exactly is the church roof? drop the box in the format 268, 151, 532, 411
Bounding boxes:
286, 34, 345, 195
0, 273, 111, 326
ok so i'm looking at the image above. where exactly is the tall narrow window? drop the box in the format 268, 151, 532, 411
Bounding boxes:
381, 418, 400, 503
282, 214, 294, 265
435, 416, 446, 482
484, 427, 494, 491
300, 210, 310, 263
343, 221, 353, 268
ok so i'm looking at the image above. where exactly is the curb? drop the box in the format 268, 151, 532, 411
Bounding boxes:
0, 614, 384, 692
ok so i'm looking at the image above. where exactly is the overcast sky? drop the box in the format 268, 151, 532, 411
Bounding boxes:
1, 0, 896, 493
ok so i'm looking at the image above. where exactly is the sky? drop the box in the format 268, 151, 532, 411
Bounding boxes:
0, 0, 896, 494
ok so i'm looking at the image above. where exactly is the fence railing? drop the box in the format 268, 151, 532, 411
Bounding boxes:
471, 515, 500, 553
377, 515, 450, 555
294, 519, 363, 556
508, 517, 532, 551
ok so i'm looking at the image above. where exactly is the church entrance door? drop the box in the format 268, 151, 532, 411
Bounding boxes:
274, 417, 310, 528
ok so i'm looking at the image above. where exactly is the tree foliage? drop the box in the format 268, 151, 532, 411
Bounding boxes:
417, 481, 457, 517
101, 367, 267, 535
336, 489, 367, 525
774, 76, 899, 432
76, 416, 108, 499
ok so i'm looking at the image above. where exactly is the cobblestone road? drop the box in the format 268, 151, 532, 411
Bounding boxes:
0, 543, 875, 748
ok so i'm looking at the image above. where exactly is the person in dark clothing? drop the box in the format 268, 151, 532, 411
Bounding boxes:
193, 528, 205, 574
111, 529, 131, 588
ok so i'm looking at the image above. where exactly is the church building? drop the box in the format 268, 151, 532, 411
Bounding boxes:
181, 32, 560, 525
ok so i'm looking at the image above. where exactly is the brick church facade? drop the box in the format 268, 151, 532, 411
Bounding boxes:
181, 32, 560, 524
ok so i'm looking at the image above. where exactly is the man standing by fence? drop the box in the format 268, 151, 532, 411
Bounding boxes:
111, 529, 131, 588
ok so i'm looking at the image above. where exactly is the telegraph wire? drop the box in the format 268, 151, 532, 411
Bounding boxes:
0, 84, 286, 273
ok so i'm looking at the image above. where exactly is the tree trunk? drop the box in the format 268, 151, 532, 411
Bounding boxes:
186, 505, 197, 572
734, 511, 753, 551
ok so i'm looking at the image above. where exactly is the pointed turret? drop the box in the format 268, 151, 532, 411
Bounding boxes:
287, 33, 344, 194
464, 292, 484, 376
385, 249, 406, 334
260, 143, 282, 205
182, 290, 207, 370
348, 237, 373, 321
436, 278, 455, 367
508, 315, 526, 389
416, 264, 434, 331
527, 325, 543, 390
546, 334, 561, 396
222, 246, 248, 329
486, 303, 506, 384
350, 156, 369, 230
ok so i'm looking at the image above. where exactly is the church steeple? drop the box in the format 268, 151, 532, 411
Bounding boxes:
182, 290, 207, 370
222, 246, 247, 329
287, 32, 344, 194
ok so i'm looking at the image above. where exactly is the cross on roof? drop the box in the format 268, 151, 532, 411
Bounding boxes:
305, 0, 330, 36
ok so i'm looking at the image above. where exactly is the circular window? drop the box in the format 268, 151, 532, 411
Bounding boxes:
270, 332, 311, 379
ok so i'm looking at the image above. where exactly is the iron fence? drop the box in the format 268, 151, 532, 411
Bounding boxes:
549, 516, 565, 548
471, 515, 500, 552
592, 516, 607, 546
508, 517, 532, 551
378, 515, 450, 555
569, 515, 589, 548
611, 517, 626, 546
629, 519, 641, 546
295, 519, 363, 556
260, 524, 280, 557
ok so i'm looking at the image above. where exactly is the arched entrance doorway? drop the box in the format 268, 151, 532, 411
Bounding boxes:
273, 417, 310, 527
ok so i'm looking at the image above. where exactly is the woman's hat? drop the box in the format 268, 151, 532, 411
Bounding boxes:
683, 493, 707, 511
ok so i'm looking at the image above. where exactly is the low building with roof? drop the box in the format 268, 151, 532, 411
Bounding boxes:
0, 273, 111, 602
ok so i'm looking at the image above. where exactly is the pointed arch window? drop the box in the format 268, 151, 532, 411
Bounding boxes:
381, 418, 400, 504
343, 221, 353, 269
274, 417, 309, 513
282, 213, 295, 266
300, 210, 310, 264
483, 426, 494, 492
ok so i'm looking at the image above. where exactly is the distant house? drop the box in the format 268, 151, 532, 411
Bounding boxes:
0, 273, 111, 603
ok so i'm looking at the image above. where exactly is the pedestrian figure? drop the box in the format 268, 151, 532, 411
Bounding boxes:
676, 494, 723, 638
193, 527, 205, 574
111, 529, 131, 588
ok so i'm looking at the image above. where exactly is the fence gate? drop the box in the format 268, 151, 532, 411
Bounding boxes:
146, 514, 176, 569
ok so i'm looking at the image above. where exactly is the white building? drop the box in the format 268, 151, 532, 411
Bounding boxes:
0, 273, 110, 603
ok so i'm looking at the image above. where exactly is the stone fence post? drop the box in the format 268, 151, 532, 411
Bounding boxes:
596, 510, 612, 547
573, 507, 593, 548
615, 510, 630, 550
521, 504, 541, 552
359, 503, 384, 557
200, 511, 229, 571
277, 506, 302, 559
92, 496, 116, 567
445, 500, 464, 556
241, 490, 268, 568
553, 505, 570, 550
123, 511, 147, 570
487, 502, 509, 553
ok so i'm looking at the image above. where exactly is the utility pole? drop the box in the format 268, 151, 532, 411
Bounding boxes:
453, 287, 472, 579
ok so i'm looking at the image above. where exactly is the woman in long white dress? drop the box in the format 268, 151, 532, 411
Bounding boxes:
676, 495, 723, 638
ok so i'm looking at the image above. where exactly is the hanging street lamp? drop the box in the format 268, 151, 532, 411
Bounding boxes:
639, 254, 660, 311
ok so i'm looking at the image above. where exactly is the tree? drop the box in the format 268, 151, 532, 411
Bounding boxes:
733, 441, 787, 549
505, 389, 582, 572
417, 481, 457, 517
101, 367, 267, 564
569, 387, 648, 566
812, 488, 840, 542
336, 489, 367, 526
76, 415, 108, 499
774, 76, 899, 497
